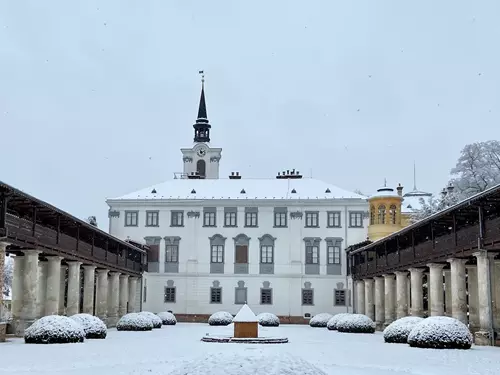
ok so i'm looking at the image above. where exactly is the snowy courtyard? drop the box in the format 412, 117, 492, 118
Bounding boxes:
1, 323, 500, 375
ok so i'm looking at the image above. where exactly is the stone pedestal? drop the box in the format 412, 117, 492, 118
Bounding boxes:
66, 261, 82, 316
107, 272, 120, 327
409, 268, 424, 317
45, 256, 63, 316
82, 265, 96, 315
395, 271, 409, 319
364, 279, 375, 321
448, 258, 467, 324
128, 277, 138, 313
427, 263, 445, 316
374, 276, 385, 330
383, 274, 395, 327
119, 275, 129, 318
356, 280, 365, 315
96, 269, 109, 323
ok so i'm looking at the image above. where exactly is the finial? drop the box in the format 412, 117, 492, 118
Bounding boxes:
199, 70, 205, 85
413, 161, 417, 191
384, 178, 387, 187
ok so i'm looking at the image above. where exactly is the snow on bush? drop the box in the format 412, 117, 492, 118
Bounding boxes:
257, 312, 280, 327
70, 314, 107, 339
383, 316, 424, 343
24, 315, 85, 344
208, 311, 233, 326
169, 351, 327, 375
309, 313, 333, 327
116, 313, 154, 331
336, 314, 376, 333
326, 313, 352, 331
157, 311, 177, 325
407, 316, 473, 349
139, 311, 163, 329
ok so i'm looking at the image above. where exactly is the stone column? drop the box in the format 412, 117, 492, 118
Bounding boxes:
448, 258, 467, 324
36, 261, 48, 318
58, 264, 68, 315
19, 250, 40, 334
427, 263, 445, 316
473, 251, 494, 345
95, 269, 109, 322
119, 274, 129, 318
11, 255, 25, 325
355, 280, 365, 314
383, 274, 395, 327
364, 278, 375, 320
66, 261, 82, 316
107, 272, 120, 327
492, 260, 500, 333
409, 268, 424, 317
466, 265, 480, 333
424, 272, 430, 315
444, 269, 452, 316
395, 271, 409, 319
45, 256, 63, 316
82, 265, 96, 315
374, 276, 385, 330
128, 277, 138, 313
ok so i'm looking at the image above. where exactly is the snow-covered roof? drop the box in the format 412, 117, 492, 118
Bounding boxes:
369, 187, 401, 199
108, 178, 365, 201
401, 190, 433, 213
232, 304, 258, 323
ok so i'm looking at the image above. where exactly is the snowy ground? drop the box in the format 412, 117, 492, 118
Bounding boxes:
1, 323, 499, 375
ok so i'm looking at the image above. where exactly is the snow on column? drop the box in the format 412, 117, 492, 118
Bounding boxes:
466, 265, 479, 333
119, 274, 129, 318
58, 264, 67, 315
66, 261, 82, 316
443, 269, 452, 316
20, 250, 41, 333
355, 280, 365, 314
395, 271, 409, 319
36, 261, 48, 318
364, 278, 375, 320
426, 263, 445, 316
473, 251, 495, 345
82, 265, 96, 315
95, 269, 109, 324
107, 272, 120, 327
374, 276, 385, 330
45, 256, 63, 316
383, 274, 395, 327
128, 277, 138, 313
11, 255, 25, 325
409, 268, 424, 317
448, 258, 467, 324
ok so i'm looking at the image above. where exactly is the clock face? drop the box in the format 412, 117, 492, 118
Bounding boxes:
197, 148, 206, 157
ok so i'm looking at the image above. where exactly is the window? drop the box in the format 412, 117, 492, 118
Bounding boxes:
125, 211, 138, 227
302, 289, 314, 305
274, 212, 287, 227
389, 205, 397, 224
377, 205, 386, 224
235, 281, 247, 304
334, 290, 346, 306
204, 212, 216, 227
349, 212, 363, 228
260, 288, 272, 304
305, 246, 319, 264
327, 245, 341, 264
164, 287, 176, 303
224, 211, 237, 227
260, 245, 273, 264
305, 212, 319, 227
245, 212, 258, 227
235, 245, 248, 263
370, 205, 375, 225
210, 287, 222, 303
327, 211, 341, 227
165, 245, 178, 263
211, 245, 224, 263
146, 211, 159, 227
171, 211, 184, 227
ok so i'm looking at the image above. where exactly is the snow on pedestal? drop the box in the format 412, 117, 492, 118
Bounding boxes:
232, 304, 258, 338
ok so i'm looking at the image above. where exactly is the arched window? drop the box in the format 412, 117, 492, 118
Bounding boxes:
377, 205, 386, 224
389, 205, 397, 225
370, 205, 375, 225
197, 159, 206, 177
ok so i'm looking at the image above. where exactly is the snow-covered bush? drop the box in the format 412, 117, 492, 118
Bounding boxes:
24, 315, 85, 344
407, 316, 473, 349
257, 312, 280, 327
139, 311, 162, 329
70, 314, 107, 339
157, 311, 177, 325
327, 313, 352, 331
208, 311, 233, 326
336, 314, 375, 333
116, 313, 154, 331
309, 313, 333, 327
383, 316, 424, 343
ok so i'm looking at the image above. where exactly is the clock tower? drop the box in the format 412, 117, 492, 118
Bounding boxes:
180, 73, 222, 179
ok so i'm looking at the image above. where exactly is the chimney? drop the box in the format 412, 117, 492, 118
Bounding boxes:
187, 171, 201, 179
275, 169, 303, 179
229, 172, 242, 180
396, 183, 403, 197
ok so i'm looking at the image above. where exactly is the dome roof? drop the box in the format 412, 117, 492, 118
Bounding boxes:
369, 186, 402, 199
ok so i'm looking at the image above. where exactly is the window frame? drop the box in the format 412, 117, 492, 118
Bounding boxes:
203, 211, 216, 227
124, 211, 139, 227
170, 211, 184, 227
260, 288, 273, 305
305, 211, 319, 228
260, 245, 274, 264
305, 245, 319, 264
349, 211, 364, 228
165, 244, 179, 263
211, 244, 224, 263
327, 211, 341, 228
334, 289, 346, 306
274, 212, 287, 227
302, 289, 314, 305
224, 211, 237, 227
245, 211, 258, 227
164, 286, 176, 303
210, 287, 222, 304
145, 210, 159, 227
327, 245, 341, 265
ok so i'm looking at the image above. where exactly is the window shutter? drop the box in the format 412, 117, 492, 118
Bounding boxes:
235, 245, 248, 263
148, 244, 159, 262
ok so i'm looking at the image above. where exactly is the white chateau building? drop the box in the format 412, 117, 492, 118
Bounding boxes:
106, 78, 369, 322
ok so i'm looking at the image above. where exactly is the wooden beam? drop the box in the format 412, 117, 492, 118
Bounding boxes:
56, 214, 60, 244
91, 232, 95, 257
76, 223, 80, 252
32, 205, 37, 236
0, 192, 7, 229
478, 205, 485, 249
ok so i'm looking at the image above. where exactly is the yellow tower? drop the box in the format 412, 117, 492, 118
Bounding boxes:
367, 184, 404, 241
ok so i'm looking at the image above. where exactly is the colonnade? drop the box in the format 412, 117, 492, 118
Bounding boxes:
354, 251, 500, 346
9, 249, 139, 336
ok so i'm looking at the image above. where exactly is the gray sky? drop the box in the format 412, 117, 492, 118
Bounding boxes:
1, 0, 499, 231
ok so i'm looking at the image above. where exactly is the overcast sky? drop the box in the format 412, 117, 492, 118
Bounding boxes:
1, 0, 499, 231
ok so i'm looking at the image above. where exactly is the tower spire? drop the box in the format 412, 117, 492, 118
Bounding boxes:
193, 71, 211, 143
413, 161, 417, 191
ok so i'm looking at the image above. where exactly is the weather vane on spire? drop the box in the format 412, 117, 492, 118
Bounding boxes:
199, 70, 205, 84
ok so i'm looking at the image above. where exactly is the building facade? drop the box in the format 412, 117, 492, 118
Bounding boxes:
107, 77, 369, 321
